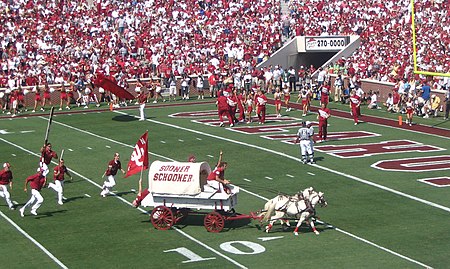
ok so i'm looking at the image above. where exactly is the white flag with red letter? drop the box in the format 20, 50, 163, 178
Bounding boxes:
125, 131, 149, 178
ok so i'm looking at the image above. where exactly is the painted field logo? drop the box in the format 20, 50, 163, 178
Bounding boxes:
372, 155, 450, 172
263, 131, 380, 144
315, 140, 444, 158
418, 177, 450, 187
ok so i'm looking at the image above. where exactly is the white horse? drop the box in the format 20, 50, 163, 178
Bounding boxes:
262, 190, 327, 236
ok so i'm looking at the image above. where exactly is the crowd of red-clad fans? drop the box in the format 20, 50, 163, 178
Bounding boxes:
0, 0, 449, 118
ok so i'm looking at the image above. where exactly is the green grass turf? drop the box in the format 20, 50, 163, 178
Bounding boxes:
0, 99, 449, 268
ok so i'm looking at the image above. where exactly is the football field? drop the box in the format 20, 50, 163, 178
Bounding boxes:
1, 100, 449, 268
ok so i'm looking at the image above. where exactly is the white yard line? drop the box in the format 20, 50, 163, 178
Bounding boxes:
1, 135, 247, 269
0, 211, 69, 269
30, 113, 437, 268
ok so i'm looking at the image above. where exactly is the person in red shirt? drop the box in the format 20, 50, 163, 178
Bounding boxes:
236, 90, 246, 122
206, 151, 231, 194
0, 162, 14, 210
227, 89, 238, 124
216, 93, 233, 127
320, 80, 330, 106
48, 159, 72, 205
255, 89, 268, 124
19, 168, 46, 217
100, 153, 125, 197
317, 102, 331, 142
208, 73, 218, 98
349, 89, 361, 125
40, 143, 58, 177
42, 83, 52, 110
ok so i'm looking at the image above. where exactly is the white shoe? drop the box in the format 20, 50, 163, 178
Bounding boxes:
40, 108, 45, 111
96, 104, 100, 107
9, 205, 15, 210
32, 110, 36, 112
354, 122, 358, 125
84, 106, 88, 109
7, 112, 11, 115
58, 201, 63, 205
423, 114, 429, 118
230, 123, 234, 127
219, 122, 224, 127
30, 210, 37, 216
59, 108, 63, 110
66, 106, 70, 110
19, 208, 25, 217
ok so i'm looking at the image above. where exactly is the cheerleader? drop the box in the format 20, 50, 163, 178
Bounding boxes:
274, 87, 282, 117
41, 83, 52, 110
405, 97, 414, 126
59, 83, 69, 110
245, 91, 254, 124
282, 85, 291, 112
32, 84, 41, 112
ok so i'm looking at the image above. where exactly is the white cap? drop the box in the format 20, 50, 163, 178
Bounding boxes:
3, 162, 10, 168
306, 121, 311, 126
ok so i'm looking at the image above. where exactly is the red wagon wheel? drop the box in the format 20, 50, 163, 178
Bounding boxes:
204, 211, 225, 233
150, 206, 174, 230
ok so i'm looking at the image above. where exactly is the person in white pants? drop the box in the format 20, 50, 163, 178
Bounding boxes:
100, 153, 125, 197
0, 162, 14, 210
137, 87, 147, 121
20, 169, 46, 217
295, 121, 315, 164
48, 159, 72, 205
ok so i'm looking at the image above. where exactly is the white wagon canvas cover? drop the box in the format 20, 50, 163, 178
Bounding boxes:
148, 160, 211, 195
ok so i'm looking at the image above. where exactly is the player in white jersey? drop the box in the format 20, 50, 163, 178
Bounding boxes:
295, 121, 315, 164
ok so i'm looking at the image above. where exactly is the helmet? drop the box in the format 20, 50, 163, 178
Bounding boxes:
306, 121, 311, 126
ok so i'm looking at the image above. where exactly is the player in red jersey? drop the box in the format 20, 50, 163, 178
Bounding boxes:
0, 162, 14, 210
349, 89, 361, 125
19, 168, 46, 217
216, 93, 233, 127
255, 89, 268, 124
101, 153, 125, 197
48, 159, 72, 205
317, 102, 331, 142
40, 143, 58, 177
206, 151, 231, 194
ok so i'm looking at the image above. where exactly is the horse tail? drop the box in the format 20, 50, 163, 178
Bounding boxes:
262, 199, 276, 222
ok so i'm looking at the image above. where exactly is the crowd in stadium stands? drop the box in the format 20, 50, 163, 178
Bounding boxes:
0, 0, 449, 119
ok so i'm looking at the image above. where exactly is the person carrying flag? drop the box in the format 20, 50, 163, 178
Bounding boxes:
101, 153, 125, 197
48, 159, 72, 205
40, 143, 58, 177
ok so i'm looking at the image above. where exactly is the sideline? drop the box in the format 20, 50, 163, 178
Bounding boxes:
0, 210, 68, 269
38, 114, 432, 268
0, 136, 248, 269
115, 110, 450, 214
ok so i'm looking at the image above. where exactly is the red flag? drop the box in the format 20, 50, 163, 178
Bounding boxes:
94, 73, 135, 100
125, 131, 149, 178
